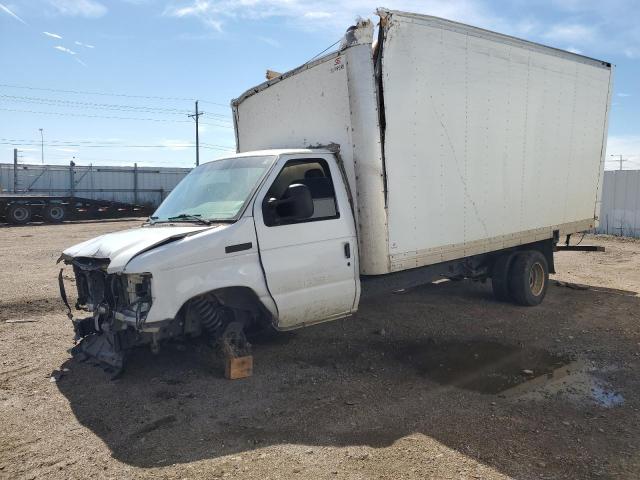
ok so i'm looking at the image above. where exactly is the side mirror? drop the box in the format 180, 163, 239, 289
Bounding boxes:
266, 183, 314, 223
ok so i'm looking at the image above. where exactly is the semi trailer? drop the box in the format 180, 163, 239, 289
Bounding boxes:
0, 194, 151, 224
58, 9, 613, 372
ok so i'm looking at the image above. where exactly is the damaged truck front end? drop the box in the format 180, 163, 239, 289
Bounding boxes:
59, 256, 155, 372
55, 154, 281, 375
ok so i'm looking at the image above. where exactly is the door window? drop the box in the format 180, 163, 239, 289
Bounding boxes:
263, 159, 339, 226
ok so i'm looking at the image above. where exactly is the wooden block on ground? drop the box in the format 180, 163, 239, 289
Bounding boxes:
225, 355, 253, 380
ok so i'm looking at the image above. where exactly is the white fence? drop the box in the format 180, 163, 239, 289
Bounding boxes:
3, 162, 638, 236
0, 162, 191, 207
597, 170, 640, 238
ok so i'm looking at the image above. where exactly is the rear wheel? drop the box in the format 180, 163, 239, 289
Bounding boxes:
509, 250, 549, 306
7, 204, 32, 225
43, 204, 66, 223
491, 253, 514, 301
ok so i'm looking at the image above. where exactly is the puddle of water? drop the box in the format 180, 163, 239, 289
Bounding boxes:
590, 386, 624, 408
400, 340, 571, 394
501, 360, 624, 408
394, 340, 624, 408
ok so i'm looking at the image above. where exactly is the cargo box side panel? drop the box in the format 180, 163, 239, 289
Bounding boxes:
234, 54, 357, 197
380, 13, 611, 271
234, 45, 391, 275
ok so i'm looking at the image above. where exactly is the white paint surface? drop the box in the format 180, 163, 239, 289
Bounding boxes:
380, 10, 612, 269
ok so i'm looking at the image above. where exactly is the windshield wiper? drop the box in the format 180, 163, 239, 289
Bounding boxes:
166, 214, 213, 225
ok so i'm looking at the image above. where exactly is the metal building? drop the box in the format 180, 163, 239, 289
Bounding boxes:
0, 162, 191, 208
597, 170, 640, 238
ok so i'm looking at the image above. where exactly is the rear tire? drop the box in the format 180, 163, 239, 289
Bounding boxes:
43, 204, 66, 223
7, 204, 32, 225
509, 250, 549, 306
491, 253, 514, 302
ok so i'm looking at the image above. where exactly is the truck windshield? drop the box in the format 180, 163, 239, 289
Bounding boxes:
150, 155, 275, 223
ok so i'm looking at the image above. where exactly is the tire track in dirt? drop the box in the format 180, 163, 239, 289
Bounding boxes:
0, 297, 63, 321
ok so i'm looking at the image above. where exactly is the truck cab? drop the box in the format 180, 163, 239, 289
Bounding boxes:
60, 150, 359, 371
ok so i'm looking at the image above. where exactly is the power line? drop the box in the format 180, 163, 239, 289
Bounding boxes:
199, 99, 232, 108
201, 142, 236, 149
0, 106, 233, 127
0, 82, 193, 101
200, 121, 234, 127
0, 140, 234, 151
1, 138, 235, 149
0, 83, 231, 108
0, 94, 191, 114
0, 94, 233, 120
305, 38, 342, 64
0, 107, 190, 123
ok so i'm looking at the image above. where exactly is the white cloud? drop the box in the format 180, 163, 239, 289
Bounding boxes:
617, 93, 632, 97
162, 0, 639, 62
54, 45, 77, 55
163, 0, 501, 33
161, 139, 194, 151
47, 0, 107, 18
304, 11, 332, 19
74, 40, 95, 48
167, 0, 222, 30
257, 35, 281, 47
623, 47, 639, 59
539, 1, 640, 59
543, 23, 595, 44
0, 3, 27, 24
566, 46, 583, 55
75, 57, 87, 66
43, 31, 63, 39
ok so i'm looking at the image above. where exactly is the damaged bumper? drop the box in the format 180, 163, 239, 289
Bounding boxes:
58, 256, 155, 372
69, 318, 138, 371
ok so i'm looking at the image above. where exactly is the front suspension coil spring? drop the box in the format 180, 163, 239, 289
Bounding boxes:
190, 295, 228, 335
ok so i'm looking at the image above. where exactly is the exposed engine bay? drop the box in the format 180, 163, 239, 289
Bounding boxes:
58, 256, 255, 376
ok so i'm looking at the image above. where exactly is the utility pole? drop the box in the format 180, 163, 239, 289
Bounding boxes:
610, 154, 627, 171
39, 128, 44, 164
188, 100, 203, 167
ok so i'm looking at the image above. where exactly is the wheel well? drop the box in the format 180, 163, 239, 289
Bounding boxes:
210, 286, 270, 316
488, 238, 555, 276
179, 286, 274, 330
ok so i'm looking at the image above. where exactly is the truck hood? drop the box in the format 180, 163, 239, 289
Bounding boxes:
62, 224, 221, 273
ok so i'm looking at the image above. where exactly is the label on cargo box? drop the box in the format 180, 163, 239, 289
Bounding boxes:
330, 56, 344, 73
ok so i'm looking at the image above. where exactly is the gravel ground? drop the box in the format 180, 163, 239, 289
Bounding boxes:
1, 220, 639, 479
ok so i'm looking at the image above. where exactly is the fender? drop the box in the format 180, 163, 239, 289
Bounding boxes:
124, 217, 278, 324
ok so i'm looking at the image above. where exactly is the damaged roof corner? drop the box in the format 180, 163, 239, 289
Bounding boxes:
340, 18, 374, 49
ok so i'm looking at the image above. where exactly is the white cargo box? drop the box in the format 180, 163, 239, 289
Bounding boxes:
233, 9, 613, 276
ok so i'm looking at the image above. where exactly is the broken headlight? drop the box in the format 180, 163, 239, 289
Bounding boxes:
113, 273, 153, 327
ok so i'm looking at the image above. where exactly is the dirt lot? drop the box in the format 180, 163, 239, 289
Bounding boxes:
1, 220, 639, 480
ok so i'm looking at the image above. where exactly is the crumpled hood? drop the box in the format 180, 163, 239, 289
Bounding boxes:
62, 224, 219, 273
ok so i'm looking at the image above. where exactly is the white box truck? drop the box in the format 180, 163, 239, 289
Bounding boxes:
59, 9, 613, 372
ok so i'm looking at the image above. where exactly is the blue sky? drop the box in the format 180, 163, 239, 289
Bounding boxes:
1, 0, 639, 169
